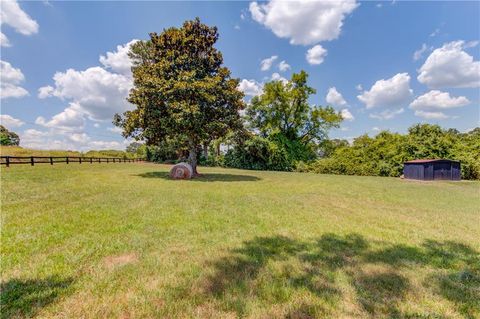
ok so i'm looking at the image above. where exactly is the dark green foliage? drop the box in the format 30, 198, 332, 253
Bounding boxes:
224, 135, 292, 171
0, 125, 20, 146
299, 124, 480, 180
145, 138, 186, 163
114, 18, 244, 174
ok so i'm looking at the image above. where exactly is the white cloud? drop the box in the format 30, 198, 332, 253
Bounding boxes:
417, 41, 480, 88
0, 60, 28, 99
372, 127, 381, 131
0, 0, 38, 46
249, 0, 358, 45
0, 114, 24, 129
278, 60, 290, 72
38, 66, 132, 121
430, 28, 440, 37
271, 72, 288, 83
35, 103, 86, 132
0, 32, 11, 47
409, 90, 470, 111
20, 128, 126, 151
369, 108, 405, 120
238, 79, 263, 97
355, 84, 363, 91
357, 73, 412, 109
326, 87, 347, 107
99, 39, 138, 75
38, 40, 137, 121
341, 108, 354, 121
107, 126, 123, 134
413, 43, 428, 61
414, 110, 449, 120
260, 55, 278, 71
306, 45, 327, 65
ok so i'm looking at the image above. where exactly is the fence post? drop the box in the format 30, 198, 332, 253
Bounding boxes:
90, 157, 93, 164
79, 157, 82, 164
6, 156, 10, 167
50, 157, 53, 165
66, 157, 69, 164
30, 156, 34, 166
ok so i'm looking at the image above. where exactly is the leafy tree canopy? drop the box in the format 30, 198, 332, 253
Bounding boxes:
114, 18, 244, 175
246, 71, 342, 145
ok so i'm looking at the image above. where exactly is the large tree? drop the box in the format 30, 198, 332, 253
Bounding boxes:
114, 18, 244, 175
246, 71, 342, 145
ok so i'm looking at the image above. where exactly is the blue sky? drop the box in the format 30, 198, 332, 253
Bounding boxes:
1, 0, 479, 150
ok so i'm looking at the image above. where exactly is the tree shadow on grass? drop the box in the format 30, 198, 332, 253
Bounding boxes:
0, 276, 74, 319
136, 171, 261, 182
192, 234, 479, 318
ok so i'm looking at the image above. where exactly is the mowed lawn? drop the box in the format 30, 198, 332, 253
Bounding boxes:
1, 163, 479, 319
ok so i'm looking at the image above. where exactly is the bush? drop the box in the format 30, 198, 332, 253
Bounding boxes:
224, 136, 292, 171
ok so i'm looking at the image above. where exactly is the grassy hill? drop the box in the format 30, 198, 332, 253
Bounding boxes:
1, 163, 479, 318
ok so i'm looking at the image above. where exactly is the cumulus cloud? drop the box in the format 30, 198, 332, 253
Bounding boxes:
38, 40, 138, 122
238, 79, 263, 97
35, 104, 86, 132
1, 60, 28, 99
249, 0, 358, 45
306, 45, 327, 65
409, 90, 470, 111
99, 39, 138, 75
357, 73, 412, 109
278, 60, 291, 72
0, 114, 24, 129
38, 67, 132, 121
0, 0, 38, 46
326, 87, 347, 107
369, 108, 405, 120
414, 110, 449, 120
340, 108, 354, 121
260, 55, 278, 71
417, 41, 480, 88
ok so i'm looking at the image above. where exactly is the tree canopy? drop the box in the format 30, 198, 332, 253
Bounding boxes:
246, 71, 342, 145
114, 18, 244, 175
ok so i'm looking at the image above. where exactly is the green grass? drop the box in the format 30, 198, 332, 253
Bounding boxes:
1, 163, 479, 318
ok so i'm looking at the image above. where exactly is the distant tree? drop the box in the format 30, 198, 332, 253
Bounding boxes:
0, 125, 20, 146
126, 142, 143, 154
246, 71, 342, 145
114, 18, 244, 176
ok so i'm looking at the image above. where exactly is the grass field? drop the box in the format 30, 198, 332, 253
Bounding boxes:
1, 163, 479, 318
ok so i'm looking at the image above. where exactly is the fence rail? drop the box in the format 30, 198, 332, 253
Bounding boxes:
0, 156, 146, 167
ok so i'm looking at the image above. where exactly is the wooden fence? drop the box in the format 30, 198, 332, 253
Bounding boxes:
0, 156, 145, 167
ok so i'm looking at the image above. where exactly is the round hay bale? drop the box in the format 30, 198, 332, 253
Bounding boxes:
170, 162, 193, 179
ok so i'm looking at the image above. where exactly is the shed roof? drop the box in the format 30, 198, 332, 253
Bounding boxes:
404, 159, 459, 164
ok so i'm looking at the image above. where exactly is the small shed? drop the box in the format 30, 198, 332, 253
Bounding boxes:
403, 159, 460, 181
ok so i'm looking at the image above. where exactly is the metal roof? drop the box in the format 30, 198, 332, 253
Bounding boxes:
404, 159, 460, 164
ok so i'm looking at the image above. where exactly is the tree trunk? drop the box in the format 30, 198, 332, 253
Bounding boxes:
188, 140, 199, 176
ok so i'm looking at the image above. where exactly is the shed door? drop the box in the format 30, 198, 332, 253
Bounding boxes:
433, 163, 451, 180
